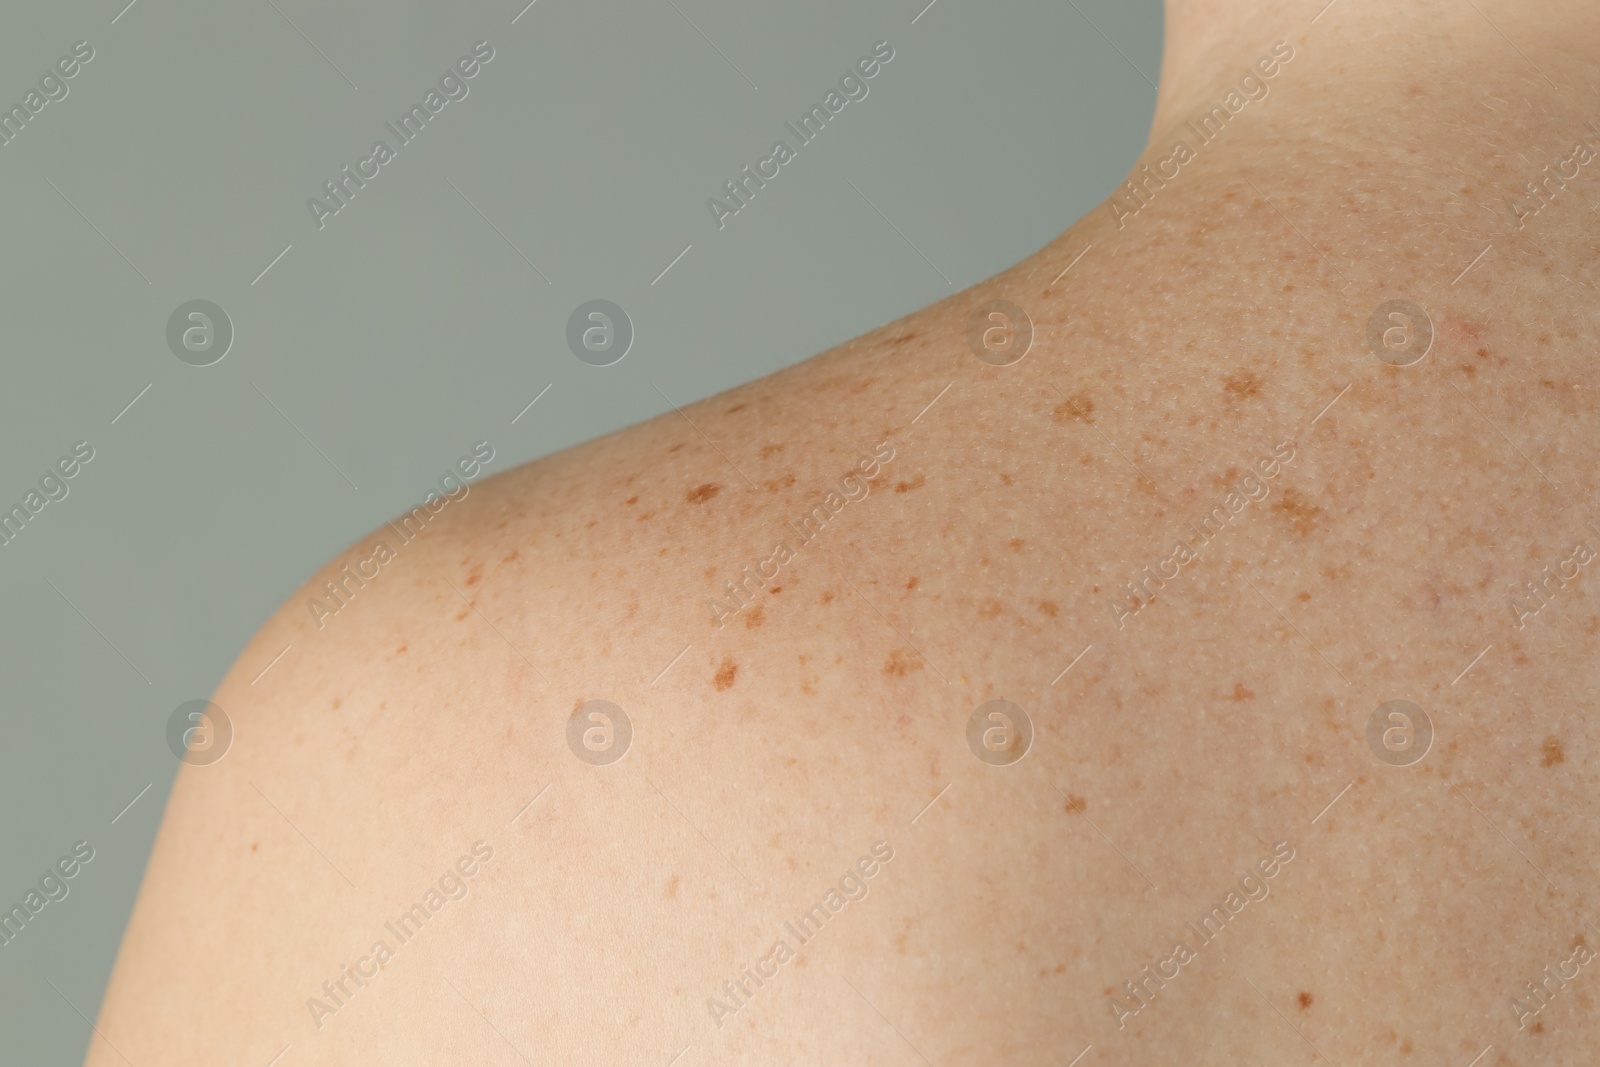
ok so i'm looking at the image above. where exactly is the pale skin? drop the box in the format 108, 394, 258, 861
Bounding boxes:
90, 1, 1600, 1063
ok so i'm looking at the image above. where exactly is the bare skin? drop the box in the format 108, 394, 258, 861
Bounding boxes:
91, 1, 1600, 1064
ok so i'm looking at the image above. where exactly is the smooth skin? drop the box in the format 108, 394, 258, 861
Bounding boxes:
90, 1, 1600, 1063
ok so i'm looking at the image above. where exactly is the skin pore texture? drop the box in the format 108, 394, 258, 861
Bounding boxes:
90, 1, 1600, 1064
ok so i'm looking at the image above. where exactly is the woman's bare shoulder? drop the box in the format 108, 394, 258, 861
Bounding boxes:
88, 51, 1600, 1058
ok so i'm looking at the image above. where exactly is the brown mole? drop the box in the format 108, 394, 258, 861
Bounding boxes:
884, 649, 923, 677
895, 474, 927, 493
1272, 488, 1324, 541
1053, 392, 1095, 422
686, 483, 721, 505
1224, 371, 1264, 398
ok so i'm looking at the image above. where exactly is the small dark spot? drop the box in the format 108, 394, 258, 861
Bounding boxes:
769, 586, 782, 595
1296, 591, 1312, 602
502, 549, 520, 563
1008, 538, 1025, 551
665, 875, 680, 898
625, 496, 638, 506
895, 474, 926, 493
714, 658, 737, 691
455, 609, 470, 622
686, 483, 721, 505
761, 444, 784, 459
884, 649, 923, 676
1053, 392, 1095, 423
668, 442, 685, 453
906, 576, 920, 590
1224, 372, 1264, 398
726, 402, 747, 414
1038, 600, 1059, 617
745, 604, 765, 629
762, 474, 797, 492
821, 591, 835, 604
1229, 682, 1255, 701
1400, 1037, 1412, 1054
888, 331, 919, 346
1000, 472, 1014, 486
1542, 737, 1565, 767
1297, 991, 1313, 1010
1062, 793, 1087, 814
1272, 488, 1324, 540
250, 842, 259, 853
977, 598, 1003, 619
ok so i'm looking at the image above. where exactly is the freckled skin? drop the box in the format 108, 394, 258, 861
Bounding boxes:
89, 5, 1600, 1066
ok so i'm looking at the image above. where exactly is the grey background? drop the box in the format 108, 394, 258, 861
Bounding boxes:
0, 0, 1159, 1060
